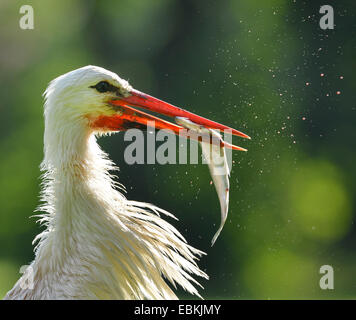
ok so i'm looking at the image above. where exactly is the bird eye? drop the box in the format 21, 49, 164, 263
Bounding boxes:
92, 81, 111, 93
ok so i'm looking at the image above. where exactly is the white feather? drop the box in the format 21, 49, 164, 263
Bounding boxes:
4, 66, 208, 300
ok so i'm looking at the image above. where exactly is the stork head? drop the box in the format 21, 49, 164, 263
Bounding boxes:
44, 65, 249, 151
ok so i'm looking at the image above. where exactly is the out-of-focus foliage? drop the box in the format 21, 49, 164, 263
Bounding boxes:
0, 0, 355, 299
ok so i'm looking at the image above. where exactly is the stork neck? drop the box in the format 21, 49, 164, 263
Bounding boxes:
42, 121, 96, 170
39, 129, 120, 251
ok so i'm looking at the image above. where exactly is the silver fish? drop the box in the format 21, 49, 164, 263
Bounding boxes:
175, 117, 230, 246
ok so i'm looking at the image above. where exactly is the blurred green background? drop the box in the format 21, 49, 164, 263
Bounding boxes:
0, 0, 355, 299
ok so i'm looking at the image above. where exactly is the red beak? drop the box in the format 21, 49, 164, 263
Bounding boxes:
95, 89, 250, 151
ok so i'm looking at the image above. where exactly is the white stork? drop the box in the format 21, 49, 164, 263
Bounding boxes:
4, 66, 249, 300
